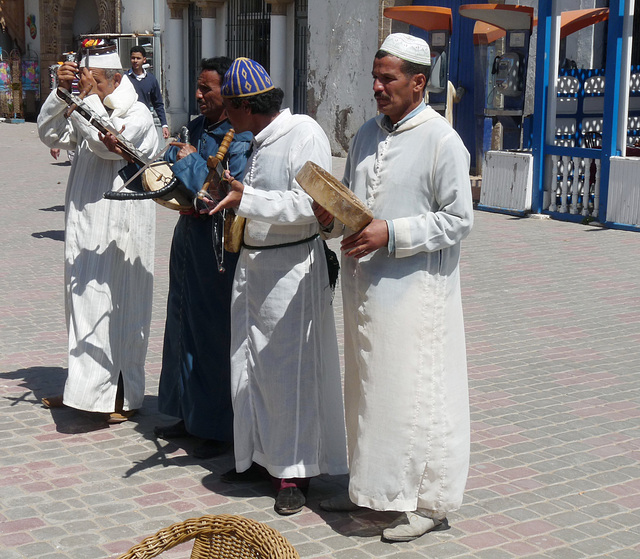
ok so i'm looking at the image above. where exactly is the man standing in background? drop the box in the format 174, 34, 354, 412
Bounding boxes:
128, 46, 170, 140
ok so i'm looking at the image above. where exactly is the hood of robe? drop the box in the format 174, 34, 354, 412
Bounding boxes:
103, 74, 138, 119
252, 108, 319, 150
375, 105, 446, 134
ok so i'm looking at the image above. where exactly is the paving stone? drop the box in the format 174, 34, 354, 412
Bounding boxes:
3, 124, 640, 557
383, 551, 431, 559
473, 549, 514, 559
608, 550, 640, 559
570, 537, 623, 556
295, 540, 333, 557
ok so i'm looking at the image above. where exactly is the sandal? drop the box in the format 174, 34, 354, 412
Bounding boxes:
107, 410, 137, 424
42, 395, 65, 408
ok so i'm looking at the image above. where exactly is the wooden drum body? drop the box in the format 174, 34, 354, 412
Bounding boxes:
224, 213, 246, 253
295, 161, 373, 231
142, 162, 193, 211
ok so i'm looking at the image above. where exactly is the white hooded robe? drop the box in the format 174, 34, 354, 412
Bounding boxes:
340, 106, 473, 514
37, 76, 157, 412
231, 109, 348, 479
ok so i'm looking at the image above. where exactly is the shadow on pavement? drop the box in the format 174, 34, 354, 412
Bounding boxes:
32, 230, 64, 241
1, 365, 67, 406
121, 398, 239, 484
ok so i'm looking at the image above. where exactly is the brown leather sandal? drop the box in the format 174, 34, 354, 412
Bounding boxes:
107, 410, 137, 424
42, 395, 65, 408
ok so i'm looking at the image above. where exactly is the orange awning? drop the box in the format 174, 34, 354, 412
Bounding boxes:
383, 6, 452, 33
560, 8, 609, 39
459, 4, 535, 32
386, 5, 607, 47
473, 21, 505, 46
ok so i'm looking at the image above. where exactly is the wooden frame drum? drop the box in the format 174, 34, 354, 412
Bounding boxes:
295, 161, 373, 231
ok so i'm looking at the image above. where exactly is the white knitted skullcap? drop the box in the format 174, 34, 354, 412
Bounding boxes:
380, 33, 431, 66
81, 51, 122, 70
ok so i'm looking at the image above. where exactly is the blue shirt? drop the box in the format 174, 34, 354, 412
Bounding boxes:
165, 115, 252, 197
126, 70, 168, 127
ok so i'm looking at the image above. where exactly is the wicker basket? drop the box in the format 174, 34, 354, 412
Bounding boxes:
117, 514, 300, 559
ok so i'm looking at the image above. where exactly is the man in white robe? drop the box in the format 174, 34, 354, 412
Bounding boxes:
315, 33, 473, 542
37, 46, 157, 423
210, 58, 347, 516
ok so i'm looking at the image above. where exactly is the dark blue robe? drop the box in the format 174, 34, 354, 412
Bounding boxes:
126, 70, 168, 127
158, 116, 251, 440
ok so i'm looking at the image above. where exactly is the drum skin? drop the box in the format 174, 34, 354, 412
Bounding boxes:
142, 162, 193, 211
295, 161, 373, 231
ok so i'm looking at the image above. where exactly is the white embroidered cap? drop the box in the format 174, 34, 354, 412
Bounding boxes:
81, 51, 122, 70
380, 33, 431, 66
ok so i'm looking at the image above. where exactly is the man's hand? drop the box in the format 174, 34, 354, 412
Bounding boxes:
56, 61, 78, 92
313, 201, 335, 227
99, 127, 134, 163
209, 171, 244, 214
162, 127, 170, 139
170, 141, 197, 161
78, 67, 97, 96
341, 218, 389, 259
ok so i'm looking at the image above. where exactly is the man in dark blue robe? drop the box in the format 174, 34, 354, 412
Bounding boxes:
154, 57, 251, 459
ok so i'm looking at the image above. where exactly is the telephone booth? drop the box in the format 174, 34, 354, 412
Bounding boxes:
459, 3, 535, 154
383, 6, 453, 121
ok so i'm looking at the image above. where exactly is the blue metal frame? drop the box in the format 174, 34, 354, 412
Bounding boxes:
599, 0, 626, 224
530, 2, 552, 215
532, 0, 630, 228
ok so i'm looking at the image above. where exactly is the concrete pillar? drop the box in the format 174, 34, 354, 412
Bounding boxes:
216, 10, 227, 57
201, 18, 216, 59
270, 13, 287, 89
196, 1, 226, 59
166, 1, 190, 129
266, 0, 294, 105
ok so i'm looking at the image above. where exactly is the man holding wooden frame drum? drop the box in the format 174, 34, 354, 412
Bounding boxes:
314, 33, 474, 542
208, 57, 348, 516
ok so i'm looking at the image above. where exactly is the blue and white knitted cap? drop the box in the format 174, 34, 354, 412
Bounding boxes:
221, 57, 275, 98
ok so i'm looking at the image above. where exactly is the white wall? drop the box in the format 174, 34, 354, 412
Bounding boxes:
121, 0, 156, 34
308, 0, 378, 156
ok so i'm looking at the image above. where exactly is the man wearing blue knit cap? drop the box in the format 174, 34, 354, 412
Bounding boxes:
209, 57, 347, 516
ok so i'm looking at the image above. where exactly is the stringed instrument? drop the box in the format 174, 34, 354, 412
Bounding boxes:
57, 86, 189, 207
57, 86, 152, 169
198, 129, 246, 254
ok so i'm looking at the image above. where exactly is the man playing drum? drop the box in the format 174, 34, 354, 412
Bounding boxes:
37, 46, 158, 423
315, 33, 474, 542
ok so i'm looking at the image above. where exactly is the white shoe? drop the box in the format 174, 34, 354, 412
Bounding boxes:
319, 492, 361, 512
382, 512, 447, 542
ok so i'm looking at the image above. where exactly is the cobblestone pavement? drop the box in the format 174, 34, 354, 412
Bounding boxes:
1, 121, 639, 558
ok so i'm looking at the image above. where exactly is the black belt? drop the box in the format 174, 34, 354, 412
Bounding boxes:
242, 233, 319, 250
